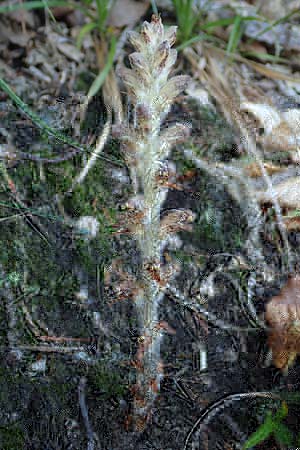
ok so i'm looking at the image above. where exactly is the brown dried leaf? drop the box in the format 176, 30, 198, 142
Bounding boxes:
244, 162, 283, 178
283, 216, 300, 231
241, 102, 300, 153
107, 0, 149, 28
48, 32, 83, 62
0, 21, 33, 47
257, 177, 300, 210
265, 275, 300, 371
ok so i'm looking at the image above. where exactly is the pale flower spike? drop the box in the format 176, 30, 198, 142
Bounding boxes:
114, 15, 194, 431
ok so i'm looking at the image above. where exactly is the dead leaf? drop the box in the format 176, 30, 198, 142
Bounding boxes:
257, 177, 300, 210
107, 0, 149, 28
206, 45, 300, 83
8, 9, 36, 28
283, 216, 300, 231
265, 275, 300, 371
242, 41, 268, 55
56, 41, 83, 63
0, 21, 33, 47
241, 102, 300, 152
48, 32, 83, 63
244, 162, 283, 178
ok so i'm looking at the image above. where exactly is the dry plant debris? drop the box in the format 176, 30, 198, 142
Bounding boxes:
265, 275, 300, 371
240, 102, 300, 153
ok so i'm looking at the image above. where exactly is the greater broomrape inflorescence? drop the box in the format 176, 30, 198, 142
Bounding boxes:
113, 15, 194, 431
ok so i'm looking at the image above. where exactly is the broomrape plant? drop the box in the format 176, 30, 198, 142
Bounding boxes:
113, 15, 195, 430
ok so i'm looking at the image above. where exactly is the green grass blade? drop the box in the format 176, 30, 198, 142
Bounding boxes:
242, 414, 276, 449
95, 0, 110, 31
227, 14, 244, 55
0, 77, 86, 150
76, 21, 98, 49
0, 0, 70, 14
151, 0, 158, 15
0, 0, 94, 20
273, 423, 294, 446
273, 401, 288, 422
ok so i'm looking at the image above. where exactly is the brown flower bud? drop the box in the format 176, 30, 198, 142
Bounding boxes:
163, 74, 190, 93
156, 41, 170, 70
117, 67, 143, 96
155, 162, 176, 185
143, 261, 163, 285
160, 208, 196, 235
127, 30, 144, 52
112, 207, 145, 235
164, 26, 177, 46
141, 15, 163, 45
141, 23, 152, 44
164, 48, 177, 72
150, 14, 164, 36
158, 75, 191, 110
129, 52, 148, 73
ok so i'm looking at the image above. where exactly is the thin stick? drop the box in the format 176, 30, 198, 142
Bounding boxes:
0, 345, 86, 353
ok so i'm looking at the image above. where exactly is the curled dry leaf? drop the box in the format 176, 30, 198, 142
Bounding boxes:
265, 275, 300, 371
256, 177, 300, 210
241, 102, 300, 152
